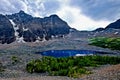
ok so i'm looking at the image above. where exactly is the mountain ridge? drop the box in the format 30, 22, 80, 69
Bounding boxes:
0, 11, 70, 44
0, 10, 120, 44
106, 19, 120, 29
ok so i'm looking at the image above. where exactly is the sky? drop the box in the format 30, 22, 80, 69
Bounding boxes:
0, 0, 120, 31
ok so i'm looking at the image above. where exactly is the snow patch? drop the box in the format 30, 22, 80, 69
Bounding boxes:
114, 32, 119, 34
35, 40, 40, 43
9, 19, 16, 27
75, 54, 86, 56
34, 37, 40, 43
75, 54, 93, 56
17, 36, 26, 43
23, 27, 28, 31
42, 35, 46, 42
9, 19, 25, 43
51, 35, 54, 38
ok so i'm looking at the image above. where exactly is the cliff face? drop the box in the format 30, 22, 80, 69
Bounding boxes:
0, 11, 70, 44
0, 14, 15, 44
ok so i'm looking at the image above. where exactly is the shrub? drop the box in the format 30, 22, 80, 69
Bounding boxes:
26, 56, 120, 78
26, 59, 48, 73
11, 56, 20, 64
0, 62, 4, 72
89, 37, 120, 50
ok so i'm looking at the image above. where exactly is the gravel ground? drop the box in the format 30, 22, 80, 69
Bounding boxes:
0, 51, 120, 80
0, 38, 120, 80
82, 64, 120, 80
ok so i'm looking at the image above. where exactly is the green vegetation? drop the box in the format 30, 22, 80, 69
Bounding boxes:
0, 62, 4, 72
26, 56, 120, 78
89, 37, 120, 50
11, 56, 21, 64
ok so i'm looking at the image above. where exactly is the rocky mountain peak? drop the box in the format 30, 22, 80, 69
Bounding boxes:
19, 10, 26, 14
106, 19, 120, 29
17, 10, 32, 18
6, 10, 33, 24
0, 11, 70, 44
50, 14, 59, 18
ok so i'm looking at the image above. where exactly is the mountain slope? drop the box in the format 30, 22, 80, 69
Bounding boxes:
0, 11, 70, 44
106, 19, 120, 29
0, 14, 15, 44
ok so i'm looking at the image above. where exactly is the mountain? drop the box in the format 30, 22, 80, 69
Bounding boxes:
91, 18, 120, 37
106, 19, 120, 29
0, 10, 70, 44
93, 18, 120, 32
93, 28, 105, 32
0, 14, 15, 44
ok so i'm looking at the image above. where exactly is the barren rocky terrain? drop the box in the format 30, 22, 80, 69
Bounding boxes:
0, 36, 120, 80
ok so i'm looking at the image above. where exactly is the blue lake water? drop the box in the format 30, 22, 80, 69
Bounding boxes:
40, 50, 97, 58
